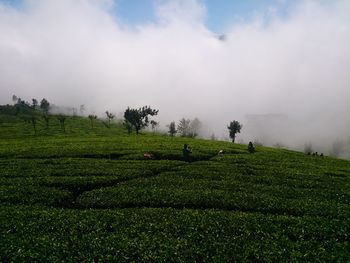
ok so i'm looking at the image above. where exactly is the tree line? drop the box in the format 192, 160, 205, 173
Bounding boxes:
5, 95, 243, 142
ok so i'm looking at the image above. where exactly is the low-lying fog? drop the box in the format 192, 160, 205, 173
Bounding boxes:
1, 0, 349, 158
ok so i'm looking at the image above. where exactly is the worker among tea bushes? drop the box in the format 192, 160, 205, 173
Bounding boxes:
183, 144, 192, 162
248, 141, 255, 153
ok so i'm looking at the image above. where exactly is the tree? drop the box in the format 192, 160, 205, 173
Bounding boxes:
177, 118, 201, 138
150, 120, 159, 132
12, 95, 18, 104
57, 115, 67, 133
227, 120, 242, 143
123, 120, 133, 134
79, 104, 85, 116
188, 117, 202, 138
124, 106, 158, 134
177, 118, 191, 137
32, 98, 38, 109
42, 114, 50, 129
40, 98, 50, 114
88, 114, 97, 129
168, 121, 177, 137
105, 111, 115, 128
30, 115, 38, 135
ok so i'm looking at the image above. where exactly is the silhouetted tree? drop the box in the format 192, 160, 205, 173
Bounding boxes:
57, 115, 67, 133
32, 98, 38, 109
88, 114, 97, 129
12, 95, 18, 104
40, 98, 50, 114
168, 121, 177, 137
227, 120, 242, 143
105, 111, 115, 128
124, 106, 158, 134
150, 120, 159, 132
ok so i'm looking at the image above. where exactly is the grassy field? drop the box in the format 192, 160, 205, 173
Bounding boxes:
1, 113, 349, 262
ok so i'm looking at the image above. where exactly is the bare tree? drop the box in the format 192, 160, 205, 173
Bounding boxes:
88, 114, 97, 129
105, 111, 115, 128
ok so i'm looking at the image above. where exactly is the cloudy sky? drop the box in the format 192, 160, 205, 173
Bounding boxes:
0, 0, 349, 152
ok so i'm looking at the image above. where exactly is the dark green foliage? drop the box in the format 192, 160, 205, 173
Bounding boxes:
228, 120, 242, 143
0, 114, 349, 261
42, 113, 50, 129
124, 106, 158, 134
31, 98, 38, 109
40, 98, 50, 114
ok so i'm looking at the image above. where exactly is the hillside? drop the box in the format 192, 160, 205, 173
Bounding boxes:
1, 112, 349, 262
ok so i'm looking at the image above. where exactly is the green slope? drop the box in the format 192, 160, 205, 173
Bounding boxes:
0, 112, 349, 262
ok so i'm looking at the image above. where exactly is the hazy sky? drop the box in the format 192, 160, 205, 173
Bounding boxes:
0, 0, 349, 153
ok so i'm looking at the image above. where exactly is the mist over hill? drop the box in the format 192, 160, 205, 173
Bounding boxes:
0, 0, 349, 157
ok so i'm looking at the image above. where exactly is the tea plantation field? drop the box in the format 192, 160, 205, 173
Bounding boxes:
1, 115, 349, 262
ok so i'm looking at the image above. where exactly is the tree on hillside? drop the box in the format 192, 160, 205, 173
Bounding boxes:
32, 99, 38, 109
168, 121, 177, 137
42, 114, 50, 129
150, 120, 159, 133
12, 95, 18, 104
123, 120, 133, 134
227, 120, 242, 143
30, 114, 38, 135
177, 118, 202, 138
88, 114, 97, 129
124, 106, 159, 135
105, 111, 115, 128
177, 118, 191, 137
188, 117, 202, 138
57, 115, 67, 133
40, 99, 50, 114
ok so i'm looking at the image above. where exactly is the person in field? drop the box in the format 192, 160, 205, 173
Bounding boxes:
248, 141, 255, 153
183, 144, 192, 162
